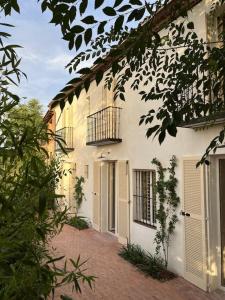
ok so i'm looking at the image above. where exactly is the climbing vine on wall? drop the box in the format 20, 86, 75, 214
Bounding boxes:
152, 156, 180, 269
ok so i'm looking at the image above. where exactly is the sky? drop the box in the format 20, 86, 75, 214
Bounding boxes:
4, 1, 76, 111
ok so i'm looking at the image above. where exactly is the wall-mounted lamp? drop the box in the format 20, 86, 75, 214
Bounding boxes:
97, 151, 111, 160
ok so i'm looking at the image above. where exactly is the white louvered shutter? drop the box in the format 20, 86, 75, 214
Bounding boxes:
183, 157, 207, 291
117, 160, 130, 244
93, 161, 101, 230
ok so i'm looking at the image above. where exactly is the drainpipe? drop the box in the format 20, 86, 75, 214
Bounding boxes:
127, 160, 131, 244
205, 162, 210, 292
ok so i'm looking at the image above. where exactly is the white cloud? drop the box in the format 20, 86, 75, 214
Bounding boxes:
47, 53, 74, 70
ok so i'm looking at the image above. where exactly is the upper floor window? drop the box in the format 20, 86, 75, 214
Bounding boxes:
133, 169, 156, 228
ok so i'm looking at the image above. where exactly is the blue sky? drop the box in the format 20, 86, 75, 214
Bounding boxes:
4, 1, 75, 111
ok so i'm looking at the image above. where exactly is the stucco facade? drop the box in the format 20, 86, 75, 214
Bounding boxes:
50, 0, 225, 294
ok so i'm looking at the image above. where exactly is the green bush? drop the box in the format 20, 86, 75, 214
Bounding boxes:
119, 243, 175, 281
67, 216, 89, 230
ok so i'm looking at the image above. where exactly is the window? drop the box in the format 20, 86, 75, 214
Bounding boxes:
133, 170, 156, 228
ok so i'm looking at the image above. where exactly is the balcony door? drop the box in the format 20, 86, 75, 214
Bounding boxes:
219, 159, 225, 287
93, 160, 130, 243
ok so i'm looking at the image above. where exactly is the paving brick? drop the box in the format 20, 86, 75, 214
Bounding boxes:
52, 225, 225, 300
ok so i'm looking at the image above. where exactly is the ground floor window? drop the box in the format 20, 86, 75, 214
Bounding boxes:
133, 169, 156, 228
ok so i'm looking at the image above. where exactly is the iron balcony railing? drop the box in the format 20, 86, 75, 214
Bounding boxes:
86, 106, 122, 146
175, 71, 225, 128
55, 127, 74, 151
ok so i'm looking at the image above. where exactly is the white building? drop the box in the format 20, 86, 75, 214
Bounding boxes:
48, 0, 225, 293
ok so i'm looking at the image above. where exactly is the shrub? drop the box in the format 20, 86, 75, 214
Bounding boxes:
67, 216, 89, 230
119, 243, 175, 281
119, 243, 147, 266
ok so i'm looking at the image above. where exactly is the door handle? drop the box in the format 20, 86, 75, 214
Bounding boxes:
180, 211, 191, 217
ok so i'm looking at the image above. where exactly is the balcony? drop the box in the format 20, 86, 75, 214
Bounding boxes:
55, 127, 74, 152
86, 106, 122, 146
177, 79, 225, 129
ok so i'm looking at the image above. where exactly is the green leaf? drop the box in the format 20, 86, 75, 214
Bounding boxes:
114, 0, 123, 7
118, 5, 132, 12
41, 1, 48, 12
84, 79, 91, 92
127, 9, 138, 22
12, 0, 20, 13
167, 124, 177, 137
80, 0, 88, 15
95, 0, 104, 9
146, 125, 160, 138
67, 78, 82, 85
119, 93, 125, 101
69, 39, 74, 50
69, 6, 77, 23
103, 7, 117, 16
135, 8, 145, 20
98, 21, 107, 34
84, 29, 92, 45
68, 93, 74, 105
71, 25, 85, 33
96, 70, 103, 85
75, 35, 82, 51
145, 1, 153, 14
81, 16, 97, 24
75, 86, 82, 99
114, 15, 124, 33
60, 100, 65, 110
78, 68, 91, 74
130, 0, 142, 5
159, 130, 166, 144
187, 22, 194, 30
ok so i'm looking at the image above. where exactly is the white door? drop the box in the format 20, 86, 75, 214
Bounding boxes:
183, 157, 208, 291
117, 160, 130, 244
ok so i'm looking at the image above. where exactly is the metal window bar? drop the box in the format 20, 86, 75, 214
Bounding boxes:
86, 106, 122, 144
133, 170, 156, 228
55, 127, 74, 151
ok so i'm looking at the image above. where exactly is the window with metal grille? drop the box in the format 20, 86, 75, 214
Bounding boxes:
133, 170, 156, 228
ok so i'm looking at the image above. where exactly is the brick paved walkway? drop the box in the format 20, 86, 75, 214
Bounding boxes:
52, 225, 225, 300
